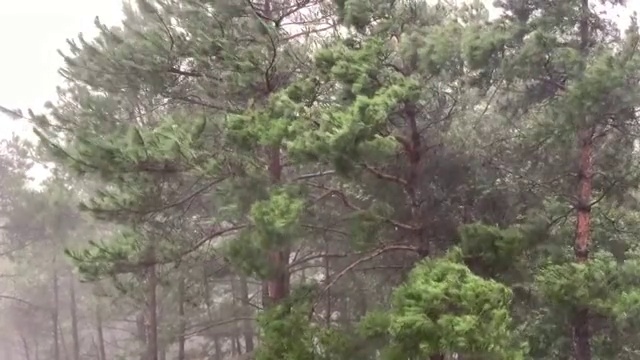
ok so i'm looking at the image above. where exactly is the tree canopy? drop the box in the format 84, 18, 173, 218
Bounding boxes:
2, 0, 640, 360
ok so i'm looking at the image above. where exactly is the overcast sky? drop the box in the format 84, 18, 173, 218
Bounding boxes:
0, 0, 637, 142
0, 0, 124, 140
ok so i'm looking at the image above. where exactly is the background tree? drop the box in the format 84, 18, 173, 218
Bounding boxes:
4, 1, 640, 360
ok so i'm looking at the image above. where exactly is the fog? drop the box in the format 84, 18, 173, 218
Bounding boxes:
2, 1, 640, 360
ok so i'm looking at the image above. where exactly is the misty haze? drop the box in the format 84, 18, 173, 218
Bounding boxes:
3, 1, 640, 360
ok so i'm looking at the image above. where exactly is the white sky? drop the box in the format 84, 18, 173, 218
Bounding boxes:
0, 0, 125, 139
0, 0, 637, 142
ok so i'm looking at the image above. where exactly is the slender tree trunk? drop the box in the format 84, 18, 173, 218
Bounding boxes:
572, 1, 593, 359
213, 336, 222, 360
34, 337, 39, 360
52, 268, 60, 360
261, 281, 269, 308
96, 301, 107, 360
159, 346, 166, 360
231, 335, 239, 356
339, 293, 350, 326
20, 334, 30, 360
324, 238, 331, 326
203, 268, 223, 360
354, 277, 368, 320
238, 275, 254, 352
177, 276, 186, 360
59, 323, 70, 360
136, 312, 147, 360
235, 337, 242, 355
146, 247, 159, 360
4, 340, 13, 360
70, 276, 80, 360
263, 154, 290, 307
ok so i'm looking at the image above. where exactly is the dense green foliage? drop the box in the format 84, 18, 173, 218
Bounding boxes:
4, 0, 640, 360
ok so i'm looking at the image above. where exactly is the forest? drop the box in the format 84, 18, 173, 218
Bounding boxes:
1, 0, 640, 359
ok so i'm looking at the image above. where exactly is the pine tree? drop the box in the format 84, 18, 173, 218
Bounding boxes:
12, 0, 640, 359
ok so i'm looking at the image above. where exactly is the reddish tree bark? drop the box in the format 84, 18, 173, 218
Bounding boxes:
572, 1, 593, 359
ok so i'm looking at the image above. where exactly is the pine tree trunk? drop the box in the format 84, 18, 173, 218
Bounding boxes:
4, 339, 13, 360
213, 336, 222, 360
59, 323, 70, 360
52, 267, 60, 360
572, 1, 593, 359
264, 149, 290, 307
177, 276, 186, 360
70, 276, 80, 360
96, 301, 107, 360
146, 248, 159, 360
573, 127, 593, 360
324, 238, 331, 326
20, 334, 30, 360
136, 312, 147, 360
231, 335, 239, 356
261, 0, 290, 308
239, 275, 254, 352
